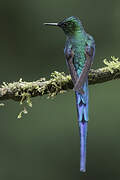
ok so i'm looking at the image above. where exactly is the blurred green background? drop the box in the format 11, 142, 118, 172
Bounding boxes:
0, 0, 120, 179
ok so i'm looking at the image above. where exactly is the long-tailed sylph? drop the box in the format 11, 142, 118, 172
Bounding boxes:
44, 16, 95, 172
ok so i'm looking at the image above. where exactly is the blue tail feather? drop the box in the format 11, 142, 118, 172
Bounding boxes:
75, 80, 88, 172
79, 121, 88, 172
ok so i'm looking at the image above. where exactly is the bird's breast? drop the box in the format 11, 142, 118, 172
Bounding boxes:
73, 46, 86, 77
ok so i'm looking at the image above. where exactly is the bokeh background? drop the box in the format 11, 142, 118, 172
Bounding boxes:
0, 0, 120, 179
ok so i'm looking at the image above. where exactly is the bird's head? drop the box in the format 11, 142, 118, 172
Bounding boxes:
44, 16, 84, 36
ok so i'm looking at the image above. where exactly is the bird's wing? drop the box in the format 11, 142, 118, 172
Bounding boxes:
65, 47, 85, 94
64, 43, 78, 85
73, 42, 95, 93
65, 50, 78, 85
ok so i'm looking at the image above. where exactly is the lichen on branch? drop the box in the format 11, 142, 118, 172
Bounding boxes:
0, 56, 120, 102
0, 56, 120, 118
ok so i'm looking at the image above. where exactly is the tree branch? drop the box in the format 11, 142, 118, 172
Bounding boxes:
0, 56, 120, 102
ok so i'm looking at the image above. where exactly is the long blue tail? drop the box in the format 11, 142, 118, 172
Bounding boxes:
75, 80, 88, 172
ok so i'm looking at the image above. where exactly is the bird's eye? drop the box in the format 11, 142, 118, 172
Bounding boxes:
62, 23, 66, 27
67, 21, 71, 25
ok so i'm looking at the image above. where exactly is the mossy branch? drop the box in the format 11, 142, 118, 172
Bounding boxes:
0, 56, 120, 104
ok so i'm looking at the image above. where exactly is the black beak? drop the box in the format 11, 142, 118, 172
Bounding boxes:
43, 23, 58, 26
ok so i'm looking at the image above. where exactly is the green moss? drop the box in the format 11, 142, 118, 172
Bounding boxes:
47, 71, 71, 97
103, 56, 120, 73
1, 56, 120, 119
17, 107, 28, 119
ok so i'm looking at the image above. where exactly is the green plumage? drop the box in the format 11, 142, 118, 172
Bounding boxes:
65, 32, 94, 77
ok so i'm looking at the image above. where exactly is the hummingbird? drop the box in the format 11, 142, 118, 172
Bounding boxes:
44, 16, 95, 172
